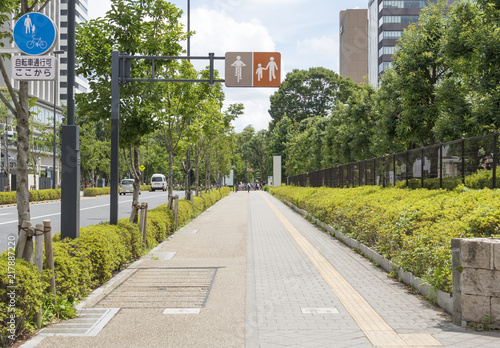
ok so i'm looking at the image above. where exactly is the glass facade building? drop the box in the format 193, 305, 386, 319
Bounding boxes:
368, 0, 432, 86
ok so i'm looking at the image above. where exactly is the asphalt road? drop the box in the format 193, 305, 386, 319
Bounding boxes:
0, 190, 185, 254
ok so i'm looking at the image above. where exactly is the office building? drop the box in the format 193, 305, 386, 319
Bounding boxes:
368, 0, 433, 87
0, 0, 88, 190
339, 9, 368, 84
59, 0, 89, 101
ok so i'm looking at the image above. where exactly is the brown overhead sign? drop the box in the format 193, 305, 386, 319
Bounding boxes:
225, 52, 281, 87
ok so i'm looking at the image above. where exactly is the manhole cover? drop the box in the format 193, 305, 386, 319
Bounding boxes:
95, 267, 218, 309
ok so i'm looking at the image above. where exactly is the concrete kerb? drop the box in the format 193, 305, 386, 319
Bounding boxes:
282, 199, 454, 315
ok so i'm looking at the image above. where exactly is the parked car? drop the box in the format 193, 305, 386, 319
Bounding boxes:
150, 174, 167, 191
120, 178, 141, 195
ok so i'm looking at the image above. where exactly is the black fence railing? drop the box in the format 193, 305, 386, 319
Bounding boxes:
288, 133, 499, 190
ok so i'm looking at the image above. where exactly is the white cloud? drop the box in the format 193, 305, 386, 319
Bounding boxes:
296, 36, 339, 72
189, 8, 275, 54
186, 8, 278, 132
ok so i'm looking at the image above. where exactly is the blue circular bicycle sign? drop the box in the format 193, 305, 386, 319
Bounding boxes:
14, 13, 56, 55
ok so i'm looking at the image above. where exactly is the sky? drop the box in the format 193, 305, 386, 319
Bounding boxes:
87, 0, 368, 132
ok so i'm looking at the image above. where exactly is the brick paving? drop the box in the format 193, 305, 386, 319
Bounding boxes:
21, 191, 500, 348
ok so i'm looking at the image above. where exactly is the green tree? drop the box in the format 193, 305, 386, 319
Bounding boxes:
440, 0, 500, 136
0, 0, 51, 245
266, 116, 295, 180
268, 67, 359, 129
79, 120, 111, 187
76, 0, 187, 203
388, 0, 450, 148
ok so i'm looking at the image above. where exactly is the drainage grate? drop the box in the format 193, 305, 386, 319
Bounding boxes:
95, 267, 218, 309
40, 308, 119, 336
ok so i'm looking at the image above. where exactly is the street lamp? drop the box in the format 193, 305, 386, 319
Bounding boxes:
53, 50, 64, 189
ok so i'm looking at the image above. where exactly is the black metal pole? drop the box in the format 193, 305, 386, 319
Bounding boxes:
187, 0, 190, 58
405, 149, 409, 188
421, 147, 424, 188
53, 67, 57, 190
53, 50, 64, 190
110, 51, 120, 224
439, 145, 443, 189
493, 132, 497, 189
60, 0, 80, 239
461, 138, 465, 185
393, 154, 396, 186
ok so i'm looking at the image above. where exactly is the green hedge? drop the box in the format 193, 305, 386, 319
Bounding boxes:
0, 189, 61, 205
395, 167, 500, 190
269, 185, 500, 295
83, 187, 110, 197
0, 187, 230, 345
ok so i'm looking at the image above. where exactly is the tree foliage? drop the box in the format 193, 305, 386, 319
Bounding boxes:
268, 67, 360, 129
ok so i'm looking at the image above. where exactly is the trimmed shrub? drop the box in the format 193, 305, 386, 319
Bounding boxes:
177, 200, 194, 227
0, 192, 16, 205
192, 196, 205, 215
270, 185, 500, 294
50, 238, 93, 300
0, 186, 232, 346
0, 255, 45, 345
83, 187, 111, 197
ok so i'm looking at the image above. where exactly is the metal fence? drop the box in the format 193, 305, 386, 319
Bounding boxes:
288, 133, 499, 190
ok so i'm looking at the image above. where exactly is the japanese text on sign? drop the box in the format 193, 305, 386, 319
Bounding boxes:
12, 56, 56, 80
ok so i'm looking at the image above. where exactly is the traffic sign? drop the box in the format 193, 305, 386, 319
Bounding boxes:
225, 52, 281, 87
12, 56, 56, 80
140, 165, 145, 172
13, 13, 56, 55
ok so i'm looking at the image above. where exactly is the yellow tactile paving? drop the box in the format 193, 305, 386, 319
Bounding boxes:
260, 192, 442, 348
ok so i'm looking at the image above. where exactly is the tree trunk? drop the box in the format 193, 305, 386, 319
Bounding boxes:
167, 144, 174, 206
184, 147, 192, 201
17, 82, 32, 260
132, 146, 141, 204
194, 149, 200, 197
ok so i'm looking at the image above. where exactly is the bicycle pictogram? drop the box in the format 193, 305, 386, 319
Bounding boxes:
26, 36, 47, 50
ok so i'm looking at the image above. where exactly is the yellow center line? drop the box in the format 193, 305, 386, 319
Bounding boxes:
260, 192, 441, 348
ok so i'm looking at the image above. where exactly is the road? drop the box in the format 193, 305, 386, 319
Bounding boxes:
0, 190, 185, 253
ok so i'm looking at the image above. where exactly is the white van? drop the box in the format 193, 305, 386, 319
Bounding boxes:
150, 174, 167, 191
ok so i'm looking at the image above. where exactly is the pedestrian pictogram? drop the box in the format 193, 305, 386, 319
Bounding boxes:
140, 165, 145, 172
13, 13, 57, 56
225, 52, 281, 87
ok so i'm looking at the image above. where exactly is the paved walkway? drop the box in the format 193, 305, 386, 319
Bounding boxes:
22, 191, 500, 347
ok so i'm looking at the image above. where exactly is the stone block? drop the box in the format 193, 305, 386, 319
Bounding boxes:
494, 240, 500, 271
492, 297, 500, 324
476, 269, 500, 297
462, 268, 481, 296
462, 294, 491, 323
461, 238, 491, 269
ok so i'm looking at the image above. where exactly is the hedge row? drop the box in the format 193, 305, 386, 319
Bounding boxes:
269, 185, 500, 295
394, 167, 500, 190
0, 189, 62, 205
0, 187, 230, 346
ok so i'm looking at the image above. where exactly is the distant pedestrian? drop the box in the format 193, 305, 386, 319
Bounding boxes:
479, 157, 492, 171
247, 183, 250, 192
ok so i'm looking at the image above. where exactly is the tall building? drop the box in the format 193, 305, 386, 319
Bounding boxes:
339, 9, 368, 84
368, 0, 432, 87
59, 0, 89, 101
0, 0, 88, 190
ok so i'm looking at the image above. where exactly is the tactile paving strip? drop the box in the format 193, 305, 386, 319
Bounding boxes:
95, 267, 218, 309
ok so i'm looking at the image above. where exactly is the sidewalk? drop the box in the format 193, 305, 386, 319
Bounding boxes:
22, 191, 500, 347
